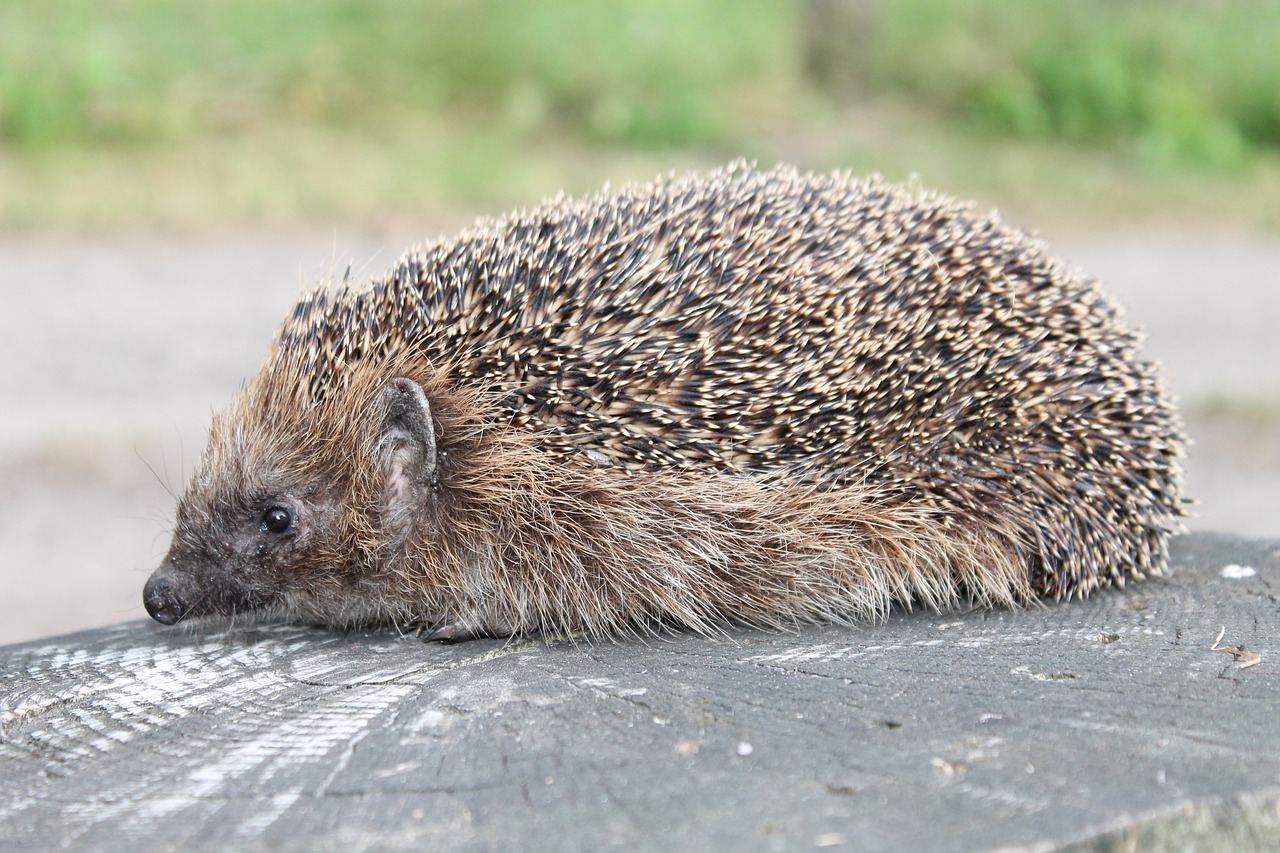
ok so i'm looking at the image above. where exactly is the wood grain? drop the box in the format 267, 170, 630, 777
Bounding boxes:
1, 532, 1277, 852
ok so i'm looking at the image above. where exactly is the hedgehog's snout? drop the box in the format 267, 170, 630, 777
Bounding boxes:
143, 572, 187, 625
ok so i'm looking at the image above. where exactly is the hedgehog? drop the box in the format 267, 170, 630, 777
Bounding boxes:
143, 162, 1186, 641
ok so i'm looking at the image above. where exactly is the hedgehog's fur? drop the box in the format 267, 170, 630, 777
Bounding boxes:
144, 162, 1186, 640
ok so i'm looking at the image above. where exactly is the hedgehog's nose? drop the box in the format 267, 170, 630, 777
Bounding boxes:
143, 573, 186, 625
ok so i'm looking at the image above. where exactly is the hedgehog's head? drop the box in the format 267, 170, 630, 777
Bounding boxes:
144, 356, 445, 630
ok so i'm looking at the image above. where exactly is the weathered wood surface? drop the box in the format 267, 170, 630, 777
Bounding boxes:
1, 532, 1277, 852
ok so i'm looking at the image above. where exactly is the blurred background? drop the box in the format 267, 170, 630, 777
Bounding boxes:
1, 0, 1276, 645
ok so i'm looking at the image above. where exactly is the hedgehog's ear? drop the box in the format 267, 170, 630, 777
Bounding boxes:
374, 378, 439, 524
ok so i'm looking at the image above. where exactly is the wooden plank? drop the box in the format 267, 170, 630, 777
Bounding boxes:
1, 532, 1277, 852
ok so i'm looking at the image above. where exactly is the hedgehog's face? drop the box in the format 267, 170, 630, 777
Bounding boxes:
142, 432, 350, 627
143, 376, 441, 629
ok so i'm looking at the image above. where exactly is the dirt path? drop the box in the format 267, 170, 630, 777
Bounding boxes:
1, 227, 1276, 645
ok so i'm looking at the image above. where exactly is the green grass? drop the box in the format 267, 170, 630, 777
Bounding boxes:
849, 0, 1280, 171
1, 0, 1278, 231
0, 0, 794, 151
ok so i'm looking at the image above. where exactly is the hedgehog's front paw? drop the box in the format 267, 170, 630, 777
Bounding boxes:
406, 615, 509, 643
421, 622, 487, 643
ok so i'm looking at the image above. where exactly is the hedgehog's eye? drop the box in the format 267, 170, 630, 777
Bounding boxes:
262, 506, 294, 534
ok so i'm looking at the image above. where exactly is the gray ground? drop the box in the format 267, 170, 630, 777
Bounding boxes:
0, 225, 1277, 647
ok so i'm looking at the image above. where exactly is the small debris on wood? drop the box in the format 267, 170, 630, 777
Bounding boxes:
1210, 626, 1262, 669
1220, 564, 1258, 579
931, 757, 964, 777
825, 783, 861, 797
